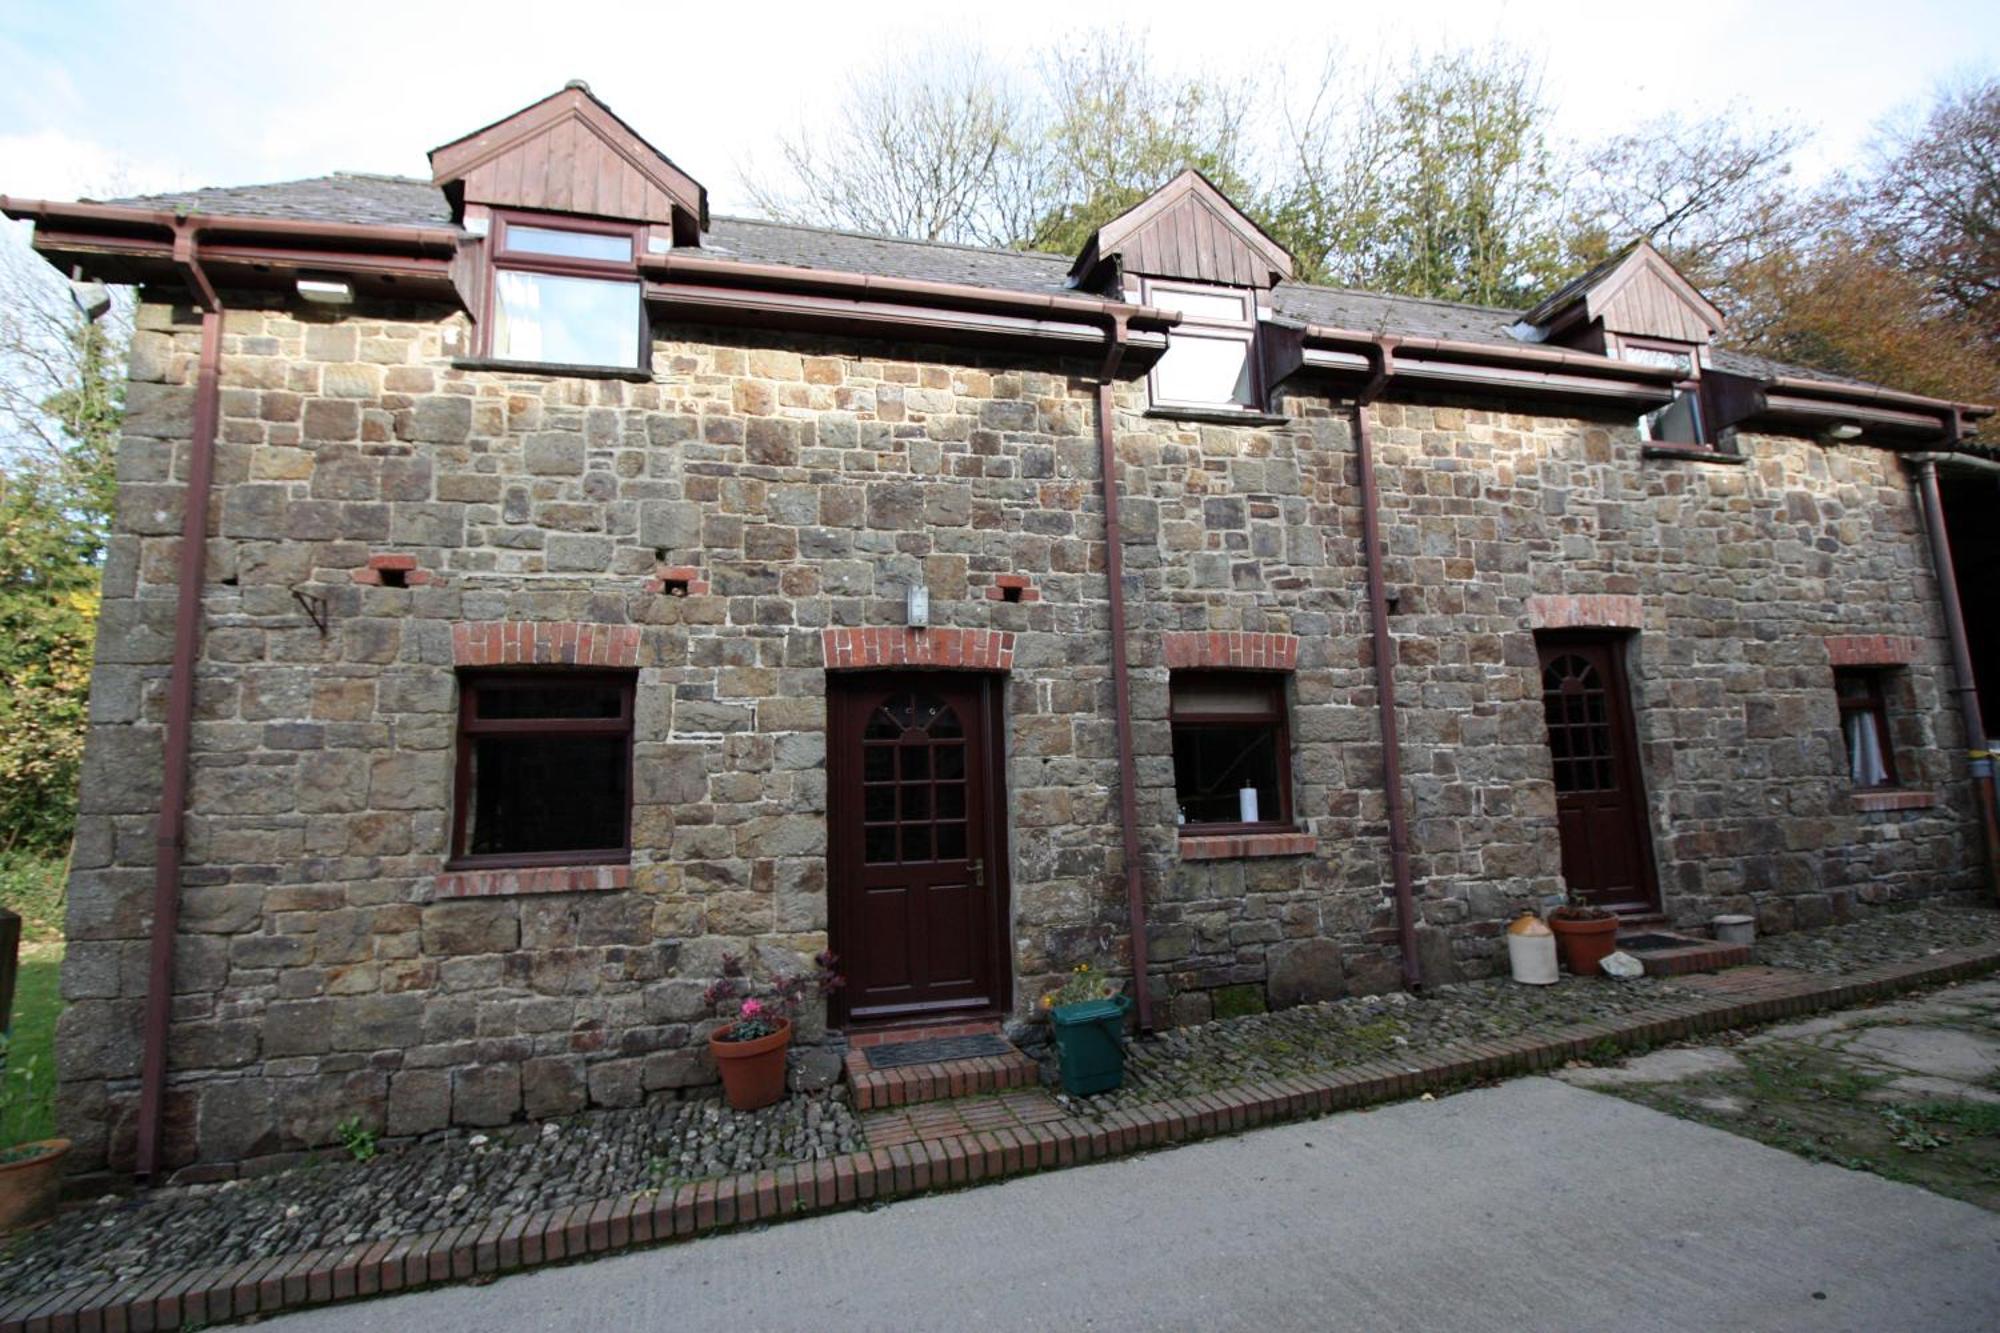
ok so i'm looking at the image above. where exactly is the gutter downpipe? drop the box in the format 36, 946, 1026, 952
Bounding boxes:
1354, 343, 1423, 990
135, 223, 222, 1182
1095, 313, 1154, 1030
1907, 431, 2000, 904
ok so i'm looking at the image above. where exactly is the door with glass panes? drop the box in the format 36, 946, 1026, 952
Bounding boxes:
827, 674, 1009, 1024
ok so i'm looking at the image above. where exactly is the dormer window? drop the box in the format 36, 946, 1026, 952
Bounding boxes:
1145, 280, 1262, 415
1622, 339, 1709, 449
485, 213, 647, 370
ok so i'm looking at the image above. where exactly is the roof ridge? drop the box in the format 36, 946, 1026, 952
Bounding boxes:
709, 213, 1074, 265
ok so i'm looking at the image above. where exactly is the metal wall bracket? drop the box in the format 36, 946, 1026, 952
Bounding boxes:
290, 587, 330, 636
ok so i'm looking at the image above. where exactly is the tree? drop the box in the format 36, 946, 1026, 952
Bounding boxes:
1863, 77, 2000, 341
1023, 30, 1259, 255
1268, 47, 1564, 305
740, 30, 1260, 257
741, 47, 1045, 249
1562, 111, 1811, 317
0, 234, 126, 854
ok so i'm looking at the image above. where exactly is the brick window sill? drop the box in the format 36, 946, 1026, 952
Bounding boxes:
432, 862, 632, 899
1850, 790, 1938, 813
1178, 830, 1318, 860
451, 357, 653, 383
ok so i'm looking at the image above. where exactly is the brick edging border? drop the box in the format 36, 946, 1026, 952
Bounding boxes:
9, 943, 1999, 1331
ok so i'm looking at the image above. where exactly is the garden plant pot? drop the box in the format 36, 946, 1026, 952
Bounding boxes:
1548, 915, 1620, 976
1050, 993, 1133, 1095
0, 1138, 70, 1235
708, 1018, 792, 1112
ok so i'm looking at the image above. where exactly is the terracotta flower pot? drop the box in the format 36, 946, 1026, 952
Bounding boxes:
0, 1138, 71, 1235
1549, 914, 1620, 977
708, 1017, 792, 1112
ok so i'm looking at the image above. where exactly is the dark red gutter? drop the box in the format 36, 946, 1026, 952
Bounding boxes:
1092, 314, 1153, 1030
0, 197, 461, 254
1907, 443, 2000, 904
135, 223, 224, 1182
1353, 344, 1423, 990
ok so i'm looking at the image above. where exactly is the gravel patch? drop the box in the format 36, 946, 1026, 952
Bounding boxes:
1068, 972, 1701, 1115
1753, 899, 2000, 972
0, 1089, 860, 1302
1060, 898, 2000, 1115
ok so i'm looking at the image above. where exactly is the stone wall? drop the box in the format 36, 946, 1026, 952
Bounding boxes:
57, 293, 1979, 1179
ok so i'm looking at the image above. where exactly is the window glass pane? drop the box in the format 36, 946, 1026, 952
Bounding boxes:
1171, 676, 1279, 718
506, 225, 632, 263
1172, 722, 1282, 825
1149, 287, 1250, 323
467, 735, 627, 855
937, 823, 967, 861
493, 270, 641, 368
1639, 391, 1703, 445
1154, 331, 1255, 408
1623, 345, 1694, 375
475, 682, 624, 720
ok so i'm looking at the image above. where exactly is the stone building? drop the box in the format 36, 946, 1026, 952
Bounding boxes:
7, 84, 1994, 1184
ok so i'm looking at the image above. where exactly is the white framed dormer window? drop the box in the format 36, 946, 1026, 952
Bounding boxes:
484, 213, 647, 371
1143, 279, 1262, 415
1621, 338, 1709, 449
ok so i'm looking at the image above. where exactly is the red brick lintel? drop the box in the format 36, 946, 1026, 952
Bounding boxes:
14, 943, 1996, 1333
1825, 634, 1921, 668
431, 864, 631, 900
1178, 831, 1319, 860
451, 621, 642, 669
1162, 632, 1300, 671
1526, 594, 1644, 631
822, 627, 1015, 671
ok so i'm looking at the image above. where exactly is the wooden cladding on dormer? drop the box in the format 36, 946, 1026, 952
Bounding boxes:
1072, 170, 1293, 291
430, 84, 706, 244
1526, 241, 1723, 349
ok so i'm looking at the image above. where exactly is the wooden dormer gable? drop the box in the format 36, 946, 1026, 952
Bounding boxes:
1071, 170, 1294, 291
429, 82, 707, 245
1526, 240, 1724, 348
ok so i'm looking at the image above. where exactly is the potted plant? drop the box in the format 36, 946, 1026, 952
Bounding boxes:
704, 952, 843, 1112
1547, 897, 1620, 977
0, 1032, 69, 1235
1041, 963, 1134, 1096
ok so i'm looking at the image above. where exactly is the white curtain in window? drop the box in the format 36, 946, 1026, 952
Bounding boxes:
1845, 711, 1888, 787
492, 270, 544, 363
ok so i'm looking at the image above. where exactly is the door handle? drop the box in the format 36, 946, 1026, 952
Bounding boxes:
968, 857, 984, 889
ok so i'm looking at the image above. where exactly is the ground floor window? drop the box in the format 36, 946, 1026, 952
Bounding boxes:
1170, 672, 1291, 828
452, 671, 634, 865
1834, 667, 1898, 788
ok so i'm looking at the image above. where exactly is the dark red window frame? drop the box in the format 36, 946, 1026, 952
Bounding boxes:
480, 210, 651, 370
1618, 335, 1712, 449
449, 669, 636, 869
1169, 670, 1294, 834
1834, 666, 1899, 789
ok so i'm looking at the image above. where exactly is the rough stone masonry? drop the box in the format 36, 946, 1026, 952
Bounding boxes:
55, 292, 1976, 1181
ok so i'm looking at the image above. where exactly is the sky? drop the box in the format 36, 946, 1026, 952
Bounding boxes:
2, 0, 1996, 219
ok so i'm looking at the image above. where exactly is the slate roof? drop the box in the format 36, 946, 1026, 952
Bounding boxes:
98, 173, 1905, 397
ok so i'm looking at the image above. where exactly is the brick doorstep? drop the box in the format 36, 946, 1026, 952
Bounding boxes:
8, 942, 1997, 1332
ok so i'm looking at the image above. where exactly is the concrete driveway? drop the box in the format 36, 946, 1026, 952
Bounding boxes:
268, 1077, 2000, 1332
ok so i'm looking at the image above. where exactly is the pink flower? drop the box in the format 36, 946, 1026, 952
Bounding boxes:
740, 998, 763, 1018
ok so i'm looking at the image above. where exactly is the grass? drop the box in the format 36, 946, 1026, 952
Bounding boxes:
1, 945, 63, 1145
0, 852, 67, 944
2, 852, 68, 1145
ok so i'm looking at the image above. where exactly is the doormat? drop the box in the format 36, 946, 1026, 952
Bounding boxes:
864, 1034, 1014, 1069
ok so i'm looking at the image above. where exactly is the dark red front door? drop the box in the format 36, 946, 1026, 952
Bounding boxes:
828, 674, 1008, 1025
1538, 636, 1660, 913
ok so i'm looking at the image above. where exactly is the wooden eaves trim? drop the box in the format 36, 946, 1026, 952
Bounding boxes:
4, 195, 1990, 429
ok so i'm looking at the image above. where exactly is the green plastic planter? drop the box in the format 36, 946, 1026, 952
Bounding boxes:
1049, 992, 1133, 1095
